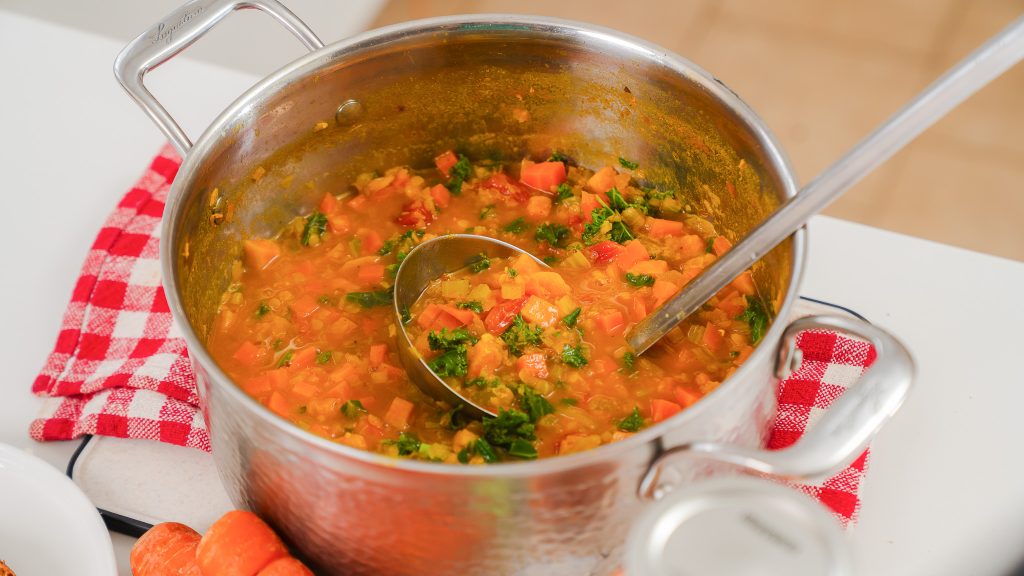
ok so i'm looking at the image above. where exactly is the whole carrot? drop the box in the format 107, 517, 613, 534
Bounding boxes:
130, 522, 202, 576
196, 510, 289, 576
256, 557, 314, 576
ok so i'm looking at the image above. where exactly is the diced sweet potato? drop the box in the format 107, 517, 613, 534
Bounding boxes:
243, 239, 280, 271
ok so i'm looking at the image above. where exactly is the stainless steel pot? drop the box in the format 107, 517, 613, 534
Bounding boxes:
116, 1, 914, 574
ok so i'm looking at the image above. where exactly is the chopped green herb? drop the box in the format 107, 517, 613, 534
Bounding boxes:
317, 295, 333, 306
503, 217, 528, 234
386, 263, 400, 278
542, 255, 558, 265
622, 351, 637, 372
400, 306, 412, 324
548, 151, 571, 164
520, 388, 555, 423
535, 223, 570, 247
625, 272, 655, 287
300, 211, 328, 246
341, 399, 367, 419
297, 405, 307, 414
386, 432, 421, 456
618, 157, 639, 170
441, 405, 467, 430
274, 350, 293, 369
562, 307, 582, 328
467, 377, 500, 388
479, 205, 495, 220
428, 328, 479, 351
458, 438, 498, 464
447, 155, 472, 195
618, 406, 645, 432
738, 296, 770, 344
507, 438, 538, 459
555, 183, 574, 203
507, 267, 518, 278
559, 398, 579, 406
316, 350, 332, 365
706, 236, 716, 253
428, 347, 469, 377
582, 195, 635, 245
255, 302, 271, 318
469, 253, 491, 273
457, 300, 484, 313
500, 315, 543, 356
561, 343, 588, 368
378, 239, 396, 256
483, 408, 536, 452
345, 287, 393, 308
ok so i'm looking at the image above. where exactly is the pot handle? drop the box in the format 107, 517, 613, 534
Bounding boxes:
638, 314, 914, 501
113, 0, 324, 156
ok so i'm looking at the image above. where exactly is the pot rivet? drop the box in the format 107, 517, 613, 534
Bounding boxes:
335, 100, 364, 126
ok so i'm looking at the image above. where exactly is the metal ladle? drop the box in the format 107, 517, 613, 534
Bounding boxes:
395, 16, 1024, 414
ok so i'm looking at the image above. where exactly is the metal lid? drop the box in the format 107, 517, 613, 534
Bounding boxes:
625, 476, 853, 576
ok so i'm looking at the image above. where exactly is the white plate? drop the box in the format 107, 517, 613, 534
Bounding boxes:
0, 443, 117, 575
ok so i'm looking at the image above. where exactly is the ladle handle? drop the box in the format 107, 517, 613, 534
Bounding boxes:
113, 0, 324, 156
627, 15, 1024, 354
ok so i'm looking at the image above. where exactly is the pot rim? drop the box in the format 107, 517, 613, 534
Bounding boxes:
162, 13, 806, 478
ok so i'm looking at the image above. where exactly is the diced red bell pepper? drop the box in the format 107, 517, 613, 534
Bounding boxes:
484, 297, 528, 335
588, 240, 626, 264
434, 150, 459, 178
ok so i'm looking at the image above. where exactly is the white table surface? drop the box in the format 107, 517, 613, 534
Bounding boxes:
3, 10, 1023, 576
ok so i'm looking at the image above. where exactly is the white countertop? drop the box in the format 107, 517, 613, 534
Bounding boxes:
2, 10, 1023, 576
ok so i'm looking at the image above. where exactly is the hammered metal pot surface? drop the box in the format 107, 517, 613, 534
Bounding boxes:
167, 15, 804, 575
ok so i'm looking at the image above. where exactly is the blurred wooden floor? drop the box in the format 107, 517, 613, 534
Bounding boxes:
375, 0, 1024, 261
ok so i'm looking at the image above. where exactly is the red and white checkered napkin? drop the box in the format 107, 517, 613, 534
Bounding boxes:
30, 146, 875, 525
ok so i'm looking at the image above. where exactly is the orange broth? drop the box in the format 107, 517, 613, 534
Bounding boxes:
207, 152, 768, 463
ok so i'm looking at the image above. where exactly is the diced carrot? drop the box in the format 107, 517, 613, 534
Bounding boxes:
484, 297, 528, 335
358, 229, 384, 256
651, 399, 683, 422
368, 343, 387, 368
288, 347, 317, 370
674, 386, 701, 408
243, 239, 280, 271
731, 271, 757, 295
130, 522, 202, 576
521, 161, 567, 191
267, 391, 291, 418
520, 295, 560, 327
357, 263, 385, 286
718, 292, 747, 317
319, 192, 339, 215
257, 557, 314, 576
434, 150, 459, 177
290, 296, 320, 319
384, 397, 414, 430
517, 353, 549, 380
417, 303, 444, 329
580, 191, 599, 222
327, 213, 350, 235
243, 375, 272, 397
616, 239, 650, 270
467, 334, 504, 379
646, 218, 685, 238
525, 195, 553, 221
232, 341, 266, 366
712, 235, 732, 256
267, 369, 289, 390
588, 240, 626, 264
651, 279, 680, 308
439, 304, 475, 326
628, 259, 669, 276
291, 380, 319, 400
196, 510, 289, 576
586, 166, 617, 194
595, 309, 626, 335
702, 321, 726, 354
430, 184, 451, 209
630, 296, 647, 322
347, 194, 367, 212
